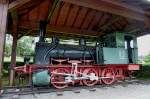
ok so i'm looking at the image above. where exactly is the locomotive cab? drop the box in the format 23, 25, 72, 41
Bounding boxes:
96, 33, 138, 64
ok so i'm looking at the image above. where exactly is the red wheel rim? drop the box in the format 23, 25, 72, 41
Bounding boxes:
102, 68, 115, 84
83, 68, 99, 87
51, 68, 69, 89
115, 68, 125, 80
99, 68, 102, 84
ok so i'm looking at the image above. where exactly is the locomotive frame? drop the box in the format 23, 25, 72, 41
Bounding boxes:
14, 59, 139, 89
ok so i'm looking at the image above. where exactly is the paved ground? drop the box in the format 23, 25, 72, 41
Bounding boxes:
1, 81, 150, 99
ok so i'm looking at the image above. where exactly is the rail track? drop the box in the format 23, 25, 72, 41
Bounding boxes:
1, 78, 149, 98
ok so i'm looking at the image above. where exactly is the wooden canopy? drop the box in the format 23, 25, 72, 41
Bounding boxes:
1, 0, 150, 88
7, 0, 150, 38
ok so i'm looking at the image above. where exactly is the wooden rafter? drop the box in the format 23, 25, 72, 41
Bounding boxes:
114, 22, 122, 30
111, 25, 117, 31
56, 2, 71, 26
18, 29, 33, 39
88, 12, 102, 30
18, 0, 50, 21
8, 0, 32, 10
49, 1, 62, 25
127, 28, 141, 33
66, 4, 79, 27
97, 13, 111, 31
47, 0, 59, 22
61, 0, 150, 21
145, 17, 150, 30
10, 10, 18, 36
100, 16, 123, 32
39, 0, 51, 20
73, 7, 88, 28
81, 9, 96, 29
102, 0, 150, 16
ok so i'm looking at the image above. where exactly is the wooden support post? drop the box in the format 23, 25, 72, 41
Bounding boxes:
9, 12, 18, 86
9, 34, 17, 86
0, 0, 8, 90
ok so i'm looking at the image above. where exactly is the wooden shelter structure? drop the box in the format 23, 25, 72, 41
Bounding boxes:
0, 0, 150, 90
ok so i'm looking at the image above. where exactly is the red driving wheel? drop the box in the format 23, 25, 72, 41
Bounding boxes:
51, 68, 69, 89
102, 68, 115, 84
83, 68, 99, 86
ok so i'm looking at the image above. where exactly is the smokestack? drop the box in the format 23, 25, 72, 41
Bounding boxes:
51, 36, 59, 44
79, 38, 86, 46
39, 21, 47, 42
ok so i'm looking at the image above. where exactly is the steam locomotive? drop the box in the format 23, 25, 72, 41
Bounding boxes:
15, 22, 140, 89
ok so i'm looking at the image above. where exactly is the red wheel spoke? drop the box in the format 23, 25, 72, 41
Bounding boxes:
102, 68, 115, 84
51, 68, 69, 89
83, 68, 98, 87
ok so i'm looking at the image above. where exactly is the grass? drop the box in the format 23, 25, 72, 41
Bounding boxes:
2, 61, 25, 86
2, 57, 33, 86
135, 72, 150, 80
2, 77, 9, 86
4, 56, 33, 62
2, 76, 29, 86
4, 57, 23, 62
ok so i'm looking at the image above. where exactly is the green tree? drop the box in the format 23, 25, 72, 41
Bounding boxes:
4, 34, 12, 57
17, 36, 35, 57
4, 43, 11, 57
143, 53, 150, 65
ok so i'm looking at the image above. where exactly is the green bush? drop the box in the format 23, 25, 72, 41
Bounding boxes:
2, 62, 25, 77
134, 65, 150, 79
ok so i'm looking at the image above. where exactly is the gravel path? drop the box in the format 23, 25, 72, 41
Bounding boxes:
1, 82, 150, 99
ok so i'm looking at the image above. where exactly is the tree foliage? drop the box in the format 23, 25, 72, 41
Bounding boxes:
4, 35, 35, 57
17, 36, 35, 56
5, 43, 11, 57
143, 53, 150, 65
4, 34, 12, 57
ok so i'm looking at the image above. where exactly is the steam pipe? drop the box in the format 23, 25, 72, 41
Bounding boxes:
39, 21, 47, 42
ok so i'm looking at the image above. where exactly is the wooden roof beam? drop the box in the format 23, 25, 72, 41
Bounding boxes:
8, 0, 32, 10
47, 25, 102, 37
61, 0, 150, 21
18, 21, 103, 37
